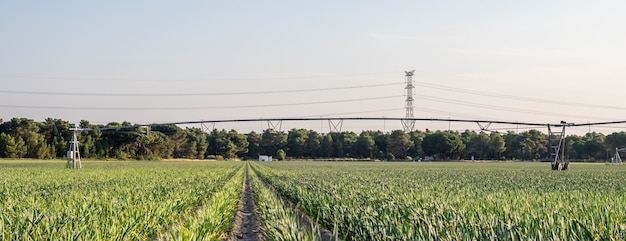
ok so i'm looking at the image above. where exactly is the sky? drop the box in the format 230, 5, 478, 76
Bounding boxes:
1, 1, 626, 134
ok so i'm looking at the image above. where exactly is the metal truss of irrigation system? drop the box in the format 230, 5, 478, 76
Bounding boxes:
65, 117, 626, 170
76, 117, 626, 132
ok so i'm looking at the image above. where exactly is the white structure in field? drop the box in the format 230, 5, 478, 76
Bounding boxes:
259, 155, 273, 161
67, 123, 82, 169
612, 148, 625, 164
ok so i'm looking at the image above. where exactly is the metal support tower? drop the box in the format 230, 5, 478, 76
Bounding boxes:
401, 70, 416, 132
328, 119, 344, 132
548, 122, 568, 170
66, 124, 82, 169
201, 122, 216, 133
267, 120, 283, 131
612, 148, 625, 164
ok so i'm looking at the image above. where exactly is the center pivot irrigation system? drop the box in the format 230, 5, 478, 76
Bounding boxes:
66, 117, 626, 171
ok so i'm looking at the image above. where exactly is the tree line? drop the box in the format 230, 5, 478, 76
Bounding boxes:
1, 117, 625, 161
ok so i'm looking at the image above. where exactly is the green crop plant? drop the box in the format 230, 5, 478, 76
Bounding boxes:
249, 162, 334, 241
254, 161, 626, 240
0, 160, 242, 240
161, 164, 244, 241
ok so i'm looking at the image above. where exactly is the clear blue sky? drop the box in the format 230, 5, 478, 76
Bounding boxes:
1, 1, 625, 134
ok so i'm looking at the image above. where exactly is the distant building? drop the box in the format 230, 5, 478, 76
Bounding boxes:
259, 155, 272, 161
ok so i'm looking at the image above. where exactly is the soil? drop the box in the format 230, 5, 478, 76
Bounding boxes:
250, 165, 339, 241
224, 170, 261, 241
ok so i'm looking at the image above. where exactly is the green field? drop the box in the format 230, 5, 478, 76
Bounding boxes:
0, 160, 244, 240
1, 160, 625, 240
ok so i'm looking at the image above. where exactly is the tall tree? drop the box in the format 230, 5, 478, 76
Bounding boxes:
228, 129, 249, 158
304, 131, 321, 157
287, 128, 308, 158
467, 131, 489, 159
340, 132, 358, 157
605, 131, 626, 151
387, 130, 413, 159
39, 118, 71, 157
354, 131, 375, 158
260, 129, 287, 157
408, 131, 425, 159
0, 133, 18, 158
488, 132, 506, 159
246, 131, 262, 158
320, 134, 334, 157
422, 131, 463, 160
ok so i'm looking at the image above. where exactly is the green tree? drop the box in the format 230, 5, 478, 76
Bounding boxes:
246, 131, 262, 158
422, 131, 463, 160
488, 132, 506, 159
79, 120, 102, 158
371, 131, 388, 157
178, 128, 208, 159
304, 131, 321, 157
39, 118, 71, 158
387, 130, 413, 159
320, 134, 333, 157
518, 130, 547, 160
97, 121, 137, 159
276, 149, 286, 161
340, 132, 358, 157
408, 131, 425, 159
260, 129, 287, 157
287, 128, 308, 157
0, 133, 18, 158
467, 131, 489, 159
354, 131, 375, 158
582, 132, 606, 160
207, 129, 244, 159
605, 131, 626, 151
502, 131, 522, 160
564, 135, 582, 159
0, 118, 47, 158
228, 129, 249, 158
134, 132, 173, 160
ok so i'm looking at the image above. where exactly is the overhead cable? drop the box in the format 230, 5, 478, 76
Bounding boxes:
0, 82, 403, 97
0, 95, 402, 110
416, 94, 611, 121
414, 82, 626, 111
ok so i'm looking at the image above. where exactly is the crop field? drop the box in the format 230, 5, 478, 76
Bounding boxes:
1, 160, 625, 240
251, 161, 626, 241
0, 160, 244, 240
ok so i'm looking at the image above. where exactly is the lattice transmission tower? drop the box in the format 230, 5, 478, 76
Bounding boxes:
402, 70, 416, 132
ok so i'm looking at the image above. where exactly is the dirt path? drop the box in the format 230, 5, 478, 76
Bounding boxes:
225, 168, 261, 241
250, 165, 339, 241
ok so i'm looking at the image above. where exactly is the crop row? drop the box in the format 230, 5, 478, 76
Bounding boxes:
0, 160, 243, 240
253, 162, 626, 240
248, 162, 338, 240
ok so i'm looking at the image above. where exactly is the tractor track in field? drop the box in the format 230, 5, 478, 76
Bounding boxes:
249, 163, 339, 241
225, 166, 261, 241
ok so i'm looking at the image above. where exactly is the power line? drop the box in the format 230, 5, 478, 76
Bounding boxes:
416, 94, 612, 121
414, 106, 486, 120
0, 95, 402, 110
0, 71, 397, 82
414, 81, 626, 111
0, 82, 403, 97
295, 108, 405, 118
